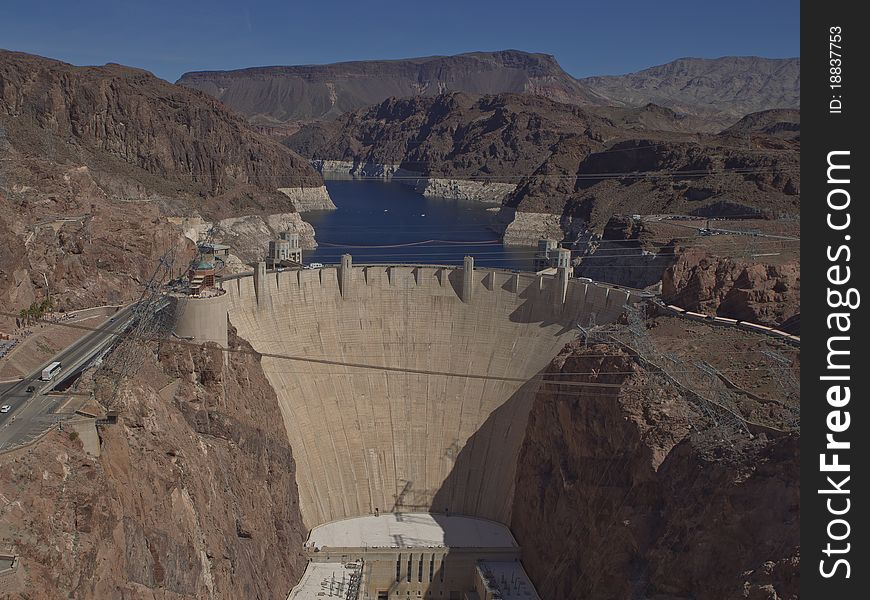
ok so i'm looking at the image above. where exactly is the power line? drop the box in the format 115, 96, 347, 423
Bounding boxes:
0, 309, 618, 389
376, 139, 798, 156
307, 214, 800, 227
245, 166, 800, 183
4, 306, 793, 393
301, 254, 796, 267
306, 245, 799, 260
312, 238, 800, 249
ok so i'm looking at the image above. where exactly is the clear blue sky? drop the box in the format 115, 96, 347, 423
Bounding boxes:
1, 0, 799, 82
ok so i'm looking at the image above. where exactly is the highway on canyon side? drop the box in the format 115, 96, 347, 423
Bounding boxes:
0, 304, 136, 452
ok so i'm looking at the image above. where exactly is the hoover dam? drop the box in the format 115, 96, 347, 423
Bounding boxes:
174, 258, 641, 598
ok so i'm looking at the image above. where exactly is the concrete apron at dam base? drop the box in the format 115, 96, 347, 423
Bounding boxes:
172, 257, 642, 599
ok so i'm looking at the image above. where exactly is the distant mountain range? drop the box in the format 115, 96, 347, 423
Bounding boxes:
177, 51, 800, 130
579, 56, 800, 127
0, 47, 800, 319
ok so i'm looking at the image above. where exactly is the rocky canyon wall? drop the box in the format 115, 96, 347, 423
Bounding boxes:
277, 185, 336, 211
0, 50, 323, 202
0, 50, 333, 319
662, 248, 800, 327
510, 340, 799, 600
497, 209, 567, 247
312, 159, 515, 204
0, 330, 307, 599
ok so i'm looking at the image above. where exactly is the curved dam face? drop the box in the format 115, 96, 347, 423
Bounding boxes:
220, 263, 634, 529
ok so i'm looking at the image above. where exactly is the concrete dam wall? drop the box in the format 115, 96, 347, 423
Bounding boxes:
204, 263, 637, 529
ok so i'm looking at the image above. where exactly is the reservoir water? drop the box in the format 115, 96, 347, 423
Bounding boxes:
302, 179, 535, 271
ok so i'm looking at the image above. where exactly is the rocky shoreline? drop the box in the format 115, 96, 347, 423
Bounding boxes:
496, 208, 567, 247
313, 159, 402, 179
277, 185, 336, 211
412, 177, 515, 204
312, 160, 515, 204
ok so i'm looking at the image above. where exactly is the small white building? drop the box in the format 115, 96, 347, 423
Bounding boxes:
267, 232, 302, 267
534, 239, 571, 274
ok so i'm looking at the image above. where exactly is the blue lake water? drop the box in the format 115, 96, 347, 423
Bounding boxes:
302, 180, 535, 271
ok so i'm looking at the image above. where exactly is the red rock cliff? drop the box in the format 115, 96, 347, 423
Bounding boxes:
0, 50, 323, 199
0, 329, 307, 599
511, 340, 799, 600
662, 248, 800, 327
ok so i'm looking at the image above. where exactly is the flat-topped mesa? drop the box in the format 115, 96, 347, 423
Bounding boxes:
174, 260, 641, 530
176, 50, 599, 125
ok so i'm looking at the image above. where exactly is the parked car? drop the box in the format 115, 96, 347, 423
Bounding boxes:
26, 385, 35, 393
1, 405, 10, 413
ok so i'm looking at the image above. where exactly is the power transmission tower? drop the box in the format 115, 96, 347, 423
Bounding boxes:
617, 303, 751, 439
761, 349, 801, 426
576, 311, 601, 347
695, 361, 751, 435
97, 246, 180, 409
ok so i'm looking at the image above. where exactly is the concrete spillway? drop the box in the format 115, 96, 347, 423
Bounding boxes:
190, 263, 638, 530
